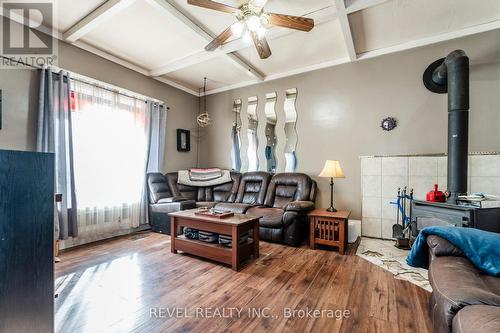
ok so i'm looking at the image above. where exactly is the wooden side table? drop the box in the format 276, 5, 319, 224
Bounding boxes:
308, 209, 351, 254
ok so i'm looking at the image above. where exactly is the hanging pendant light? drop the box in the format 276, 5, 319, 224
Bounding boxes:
197, 77, 211, 128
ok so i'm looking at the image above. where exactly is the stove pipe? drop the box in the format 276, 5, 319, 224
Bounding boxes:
423, 50, 469, 203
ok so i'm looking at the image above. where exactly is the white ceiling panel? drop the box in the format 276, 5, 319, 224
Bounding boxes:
81, 0, 208, 69
170, 0, 238, 38
350, 0, 500, 53
263, 0, 335, 17
53, 0, 107, 31
235, 19, 348, 76
163, 56, 257, 90
26, 0, 500, 95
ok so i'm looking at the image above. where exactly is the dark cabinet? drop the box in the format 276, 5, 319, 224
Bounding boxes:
0, 150, 54, 333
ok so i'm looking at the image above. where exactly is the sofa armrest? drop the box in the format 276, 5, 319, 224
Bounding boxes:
157, 196, 188, 204
285, 201, 315, 213
427, 235, 465, 259
214, 202, 252, 214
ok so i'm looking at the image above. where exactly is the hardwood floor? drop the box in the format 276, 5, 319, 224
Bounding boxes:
55, 232, 433, 333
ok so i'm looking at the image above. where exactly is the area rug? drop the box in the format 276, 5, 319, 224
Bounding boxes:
356, 237, 432, 292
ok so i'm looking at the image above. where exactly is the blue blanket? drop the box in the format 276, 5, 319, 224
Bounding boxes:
407, 226, 500, 276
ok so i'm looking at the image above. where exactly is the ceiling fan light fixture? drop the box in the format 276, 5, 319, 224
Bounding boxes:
230, 21, 244, 37
260, 13, 269, 25
246, 15, 261, 32
242, 30, 252, 44
188, 0, 315, 60
257, 26, 266, 39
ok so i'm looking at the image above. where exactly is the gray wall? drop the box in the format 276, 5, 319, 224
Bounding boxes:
200, 30, 500, 219
0, 39, 199, 172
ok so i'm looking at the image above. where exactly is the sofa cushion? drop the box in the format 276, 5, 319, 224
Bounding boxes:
166, 172, 204, 201
206, 172, 241, 203
247, 206, 283, 228
452, 305, 500, 333
264, 173, 312, 208
157, 196, 187, 204
214, 202, 252, 214
150, 200, 196, 214
429, 256, 500, 333
235, 172, 271, 205
147, 173, 172, 203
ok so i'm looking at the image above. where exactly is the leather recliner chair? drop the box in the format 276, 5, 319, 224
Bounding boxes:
147, 173, 196, 234
247, 173, 315, 246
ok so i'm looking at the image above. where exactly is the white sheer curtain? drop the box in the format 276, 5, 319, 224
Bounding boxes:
70, 80, 148, 243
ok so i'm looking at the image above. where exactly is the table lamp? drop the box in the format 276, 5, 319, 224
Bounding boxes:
319, 160, 345, 212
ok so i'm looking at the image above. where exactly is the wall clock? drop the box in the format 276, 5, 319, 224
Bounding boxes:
381, 117, 397, 131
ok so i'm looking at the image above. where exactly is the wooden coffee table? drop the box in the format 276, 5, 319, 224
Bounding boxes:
169, 209, 260, 271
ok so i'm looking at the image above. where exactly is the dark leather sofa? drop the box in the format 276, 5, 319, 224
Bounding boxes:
147, 171, 317, 246
427, 235, 500, 333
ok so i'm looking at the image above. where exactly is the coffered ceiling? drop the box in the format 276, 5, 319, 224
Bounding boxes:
7, 0, 500, 95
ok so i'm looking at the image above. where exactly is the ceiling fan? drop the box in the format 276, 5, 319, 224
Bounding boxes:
187, 0, 315, 59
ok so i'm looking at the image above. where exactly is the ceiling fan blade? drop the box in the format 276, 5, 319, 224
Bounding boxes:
187, 0, 240, 14
205, 26, 233, 51
266, 13, 314, 32
251, 32, 271, 59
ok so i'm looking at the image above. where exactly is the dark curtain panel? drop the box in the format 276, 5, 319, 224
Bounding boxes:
36, 67, 78, 239
141, 101, 167, 225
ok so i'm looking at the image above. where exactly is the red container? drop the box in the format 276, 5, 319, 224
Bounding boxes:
426, 184, 446, 202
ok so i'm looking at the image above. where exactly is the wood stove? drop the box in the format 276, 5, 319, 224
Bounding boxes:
412, 50, 500, 236
412, 200, 500, 236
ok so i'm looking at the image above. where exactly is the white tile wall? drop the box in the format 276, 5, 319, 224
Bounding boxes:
381, 175, 407, 198
382, 157, 408, 176
470, 155, 500, 177
361, 157, 382, 175
362, 217, 382, 238
362, 175, 382, 197
381, 197, 398, 219
409, 156, 439, 176
438, 176, 447, 192
361, 154, 500, 240
362, 196, 382, 218
409, 176, 439, 200
382, 219, 395, 239
437, 156, 447, 177
470, 177, 500, 195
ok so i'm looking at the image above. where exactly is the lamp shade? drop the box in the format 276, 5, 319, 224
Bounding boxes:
319, 160, 345, 178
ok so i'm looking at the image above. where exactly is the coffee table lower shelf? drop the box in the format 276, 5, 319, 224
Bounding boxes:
174, 236, 256, 268
169, 211, 260, 271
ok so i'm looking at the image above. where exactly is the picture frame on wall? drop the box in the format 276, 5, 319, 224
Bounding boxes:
177, 129, 190, 152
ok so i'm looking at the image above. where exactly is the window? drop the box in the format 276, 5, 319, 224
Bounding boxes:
70, 80, 148, 237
